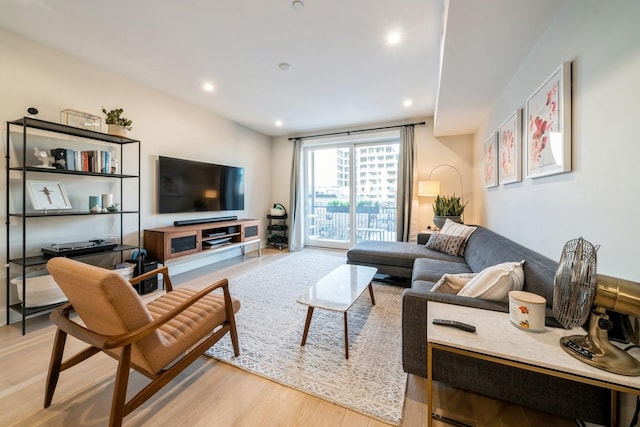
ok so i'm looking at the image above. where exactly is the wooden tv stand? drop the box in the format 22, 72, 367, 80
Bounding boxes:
144, 218, 261, 262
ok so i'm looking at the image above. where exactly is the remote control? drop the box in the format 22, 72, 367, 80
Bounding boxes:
432, 318, 476, 333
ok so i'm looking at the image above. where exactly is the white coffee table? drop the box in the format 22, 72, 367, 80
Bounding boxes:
297, 264, 377, 359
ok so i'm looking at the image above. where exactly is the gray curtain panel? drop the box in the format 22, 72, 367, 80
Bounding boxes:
396, 125, 415, 242
288, 138, 304, 251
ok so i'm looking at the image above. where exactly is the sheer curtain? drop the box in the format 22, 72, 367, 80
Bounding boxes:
396, 125, 415, 242
288, 138, 304, 251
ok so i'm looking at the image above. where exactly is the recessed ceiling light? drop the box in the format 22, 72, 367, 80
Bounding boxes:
278, 62, 292, 71
403, 99, 413, 107
387, 31, 402, 45
292, 1, 305, 11
275, 120, 283, 127
203, 82, 215, 92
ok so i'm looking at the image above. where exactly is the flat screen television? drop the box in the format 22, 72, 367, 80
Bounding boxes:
158, 156, 244, 213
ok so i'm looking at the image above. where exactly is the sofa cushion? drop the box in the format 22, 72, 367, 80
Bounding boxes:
463, 227, 558, 306
347, 240, 465, 269
457, 260, 525, 301
412, 257, 473, 283
431, 273, 476, 294
439, 220, 477, 255
425, 232, 467, 256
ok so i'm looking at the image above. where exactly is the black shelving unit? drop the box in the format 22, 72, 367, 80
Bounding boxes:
266, 214, 288, 250
5, 117, 141, 334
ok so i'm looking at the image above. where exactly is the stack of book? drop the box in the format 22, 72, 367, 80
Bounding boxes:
51, 148, 116, 173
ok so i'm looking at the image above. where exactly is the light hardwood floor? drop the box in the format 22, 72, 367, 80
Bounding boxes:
0, 248, 575, 426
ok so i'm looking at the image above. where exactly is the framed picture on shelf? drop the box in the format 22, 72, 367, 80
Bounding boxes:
483, 132, 499, 188
26, 180, 72, 210
525, 61, 572, 179
498, 109, 522, 185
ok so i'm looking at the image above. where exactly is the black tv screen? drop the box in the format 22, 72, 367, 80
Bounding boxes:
158, 156, 244, 213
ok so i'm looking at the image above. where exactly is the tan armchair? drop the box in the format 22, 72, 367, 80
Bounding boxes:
44, 257, 240, 427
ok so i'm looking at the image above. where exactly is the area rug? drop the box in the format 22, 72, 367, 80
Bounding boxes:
204, 251, 407, 425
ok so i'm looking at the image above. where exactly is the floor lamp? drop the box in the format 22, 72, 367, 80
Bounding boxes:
418, 164, 464, 224
419, 164, 464, 198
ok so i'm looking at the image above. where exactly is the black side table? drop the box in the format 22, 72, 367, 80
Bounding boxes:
417, 230, 433, 245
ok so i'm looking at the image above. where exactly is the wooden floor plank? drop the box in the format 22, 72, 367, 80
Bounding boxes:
0, 248, 576, 426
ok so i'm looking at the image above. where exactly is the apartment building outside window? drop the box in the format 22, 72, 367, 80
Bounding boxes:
303, 131, 400, 249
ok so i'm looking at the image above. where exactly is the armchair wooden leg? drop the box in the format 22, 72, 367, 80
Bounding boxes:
229, 314, 240, 357
109, 345, 132, 427
222, 281, 240, 357
44, 328, 67, 408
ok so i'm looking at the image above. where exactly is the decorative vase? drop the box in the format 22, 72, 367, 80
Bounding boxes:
107, 124, 127, 137
433, 215, 462, 229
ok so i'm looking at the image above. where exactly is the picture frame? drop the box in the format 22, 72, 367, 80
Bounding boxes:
498, 109, 522, 185
26, 180, 72, 210
525, 61, 572, 179
483, 132, 499, 188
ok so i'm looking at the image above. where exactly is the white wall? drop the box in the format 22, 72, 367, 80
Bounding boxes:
474, 0, 640, 281
271, 118, 475, 237
416, 119, 474, 230
0, 29, 272, 325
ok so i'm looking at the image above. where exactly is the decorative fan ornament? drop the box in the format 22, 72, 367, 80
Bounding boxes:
553, 237, 640, 375
553, 237, 599, 328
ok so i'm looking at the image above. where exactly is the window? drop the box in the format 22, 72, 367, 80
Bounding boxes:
303, 131, 400, 249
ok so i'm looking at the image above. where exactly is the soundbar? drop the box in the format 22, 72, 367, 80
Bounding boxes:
173, 216, 238, 227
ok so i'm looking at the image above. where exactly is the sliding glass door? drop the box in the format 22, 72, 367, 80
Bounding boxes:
305, 145, 352, 248
303, 134, 399, 249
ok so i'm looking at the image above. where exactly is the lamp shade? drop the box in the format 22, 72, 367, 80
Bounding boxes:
418, 180, 440, 197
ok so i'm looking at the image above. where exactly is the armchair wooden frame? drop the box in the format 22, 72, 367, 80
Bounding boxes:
44, 265, 240, 427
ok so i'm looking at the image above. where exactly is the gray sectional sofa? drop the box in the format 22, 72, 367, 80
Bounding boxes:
346, 226, 610, 425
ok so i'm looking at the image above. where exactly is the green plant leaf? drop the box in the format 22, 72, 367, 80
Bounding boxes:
432, 194, 467, 216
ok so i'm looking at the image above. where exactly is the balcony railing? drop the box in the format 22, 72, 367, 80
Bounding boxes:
308, 203, 397, 242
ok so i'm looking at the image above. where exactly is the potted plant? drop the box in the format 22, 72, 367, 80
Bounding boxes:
432, 194, 467, 229
356, 200, 380, 214
326, 200, 349, 213
102, 107, 132, 137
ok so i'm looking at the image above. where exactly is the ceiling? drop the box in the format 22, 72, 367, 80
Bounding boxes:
0, 0, 561, 138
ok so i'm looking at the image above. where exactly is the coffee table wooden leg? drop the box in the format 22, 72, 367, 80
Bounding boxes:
301, 307, 314, 346
344, 312, 349, 359
368, 282, 376, 305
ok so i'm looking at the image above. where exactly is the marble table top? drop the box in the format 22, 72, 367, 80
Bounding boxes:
297, 264, 377, 312
427, 301, 640, 391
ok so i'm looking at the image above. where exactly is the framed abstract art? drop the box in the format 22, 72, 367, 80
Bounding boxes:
483, 132, 498, 188
525, 61, 572, 178
498, 109, 522, 184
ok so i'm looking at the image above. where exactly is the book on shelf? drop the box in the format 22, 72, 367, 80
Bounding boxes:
43, 148, 116, 174
50, 148, 75, 171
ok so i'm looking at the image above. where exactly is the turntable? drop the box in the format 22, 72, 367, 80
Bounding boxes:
42, 239, 117, 257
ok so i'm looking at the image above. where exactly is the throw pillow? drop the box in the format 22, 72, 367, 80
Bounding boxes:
457, 260, 525, 301
431, 273, 477, 294
439, 220, 477, 255
425, 232, 467, 256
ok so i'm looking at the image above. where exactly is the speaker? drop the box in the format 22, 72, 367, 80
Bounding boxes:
174, 216, 237, 227
128, 260, 158, 295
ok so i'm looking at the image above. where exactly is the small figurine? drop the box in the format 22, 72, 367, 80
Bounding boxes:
33, 147, 54, 168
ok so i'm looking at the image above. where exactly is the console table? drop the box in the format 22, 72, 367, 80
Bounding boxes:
144, 218, 260, 262
427, 302, 640, 427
